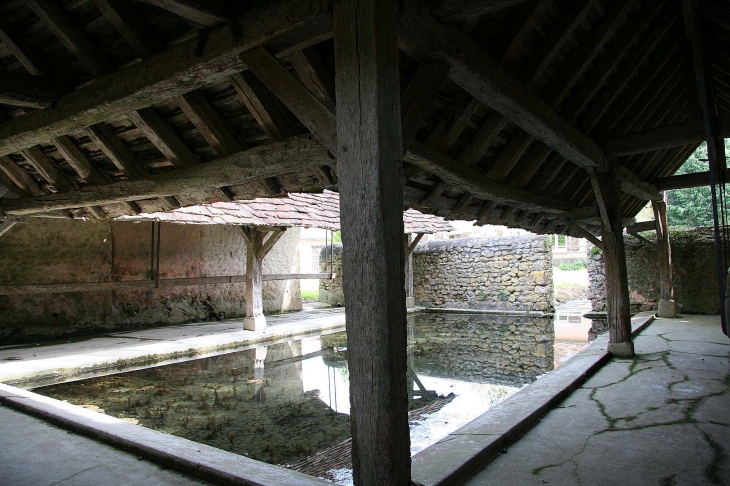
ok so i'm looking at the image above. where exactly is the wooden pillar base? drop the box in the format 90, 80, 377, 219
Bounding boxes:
657, 299, 676, 318
243, 315, 267, 332
608, 341, 635, 358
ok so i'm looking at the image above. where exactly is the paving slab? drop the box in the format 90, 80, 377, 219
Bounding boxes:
463, 315, 730, 486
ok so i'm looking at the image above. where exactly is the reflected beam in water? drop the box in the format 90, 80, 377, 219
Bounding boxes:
253, 346, 267, 403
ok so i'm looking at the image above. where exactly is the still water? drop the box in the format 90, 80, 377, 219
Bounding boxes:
33, 313, 555, 483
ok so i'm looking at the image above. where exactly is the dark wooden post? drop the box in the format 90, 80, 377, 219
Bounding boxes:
239, 226, 286, 331
590, 168, 634, 357
334, 0, 411, 484
652, 196, 675, 317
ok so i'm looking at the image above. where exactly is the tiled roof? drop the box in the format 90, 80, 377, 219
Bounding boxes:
118, 191, 453, 234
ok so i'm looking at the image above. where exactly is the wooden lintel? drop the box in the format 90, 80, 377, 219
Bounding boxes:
0, 0, 331, 158
654, 168, 730, 190
0, 137, 332, 216
399, 4, 609, 171
405, 141, 573, 213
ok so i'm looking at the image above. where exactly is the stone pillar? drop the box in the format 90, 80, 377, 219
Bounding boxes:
334, 0, 411, 483
652, 197, 675, 317
591, 169, 634, 357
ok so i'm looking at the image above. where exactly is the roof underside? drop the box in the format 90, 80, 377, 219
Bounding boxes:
0, 0, 724, 238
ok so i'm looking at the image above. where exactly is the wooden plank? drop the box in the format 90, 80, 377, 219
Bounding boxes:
0, 137, 331, 215
52, 135, 110, 186
399, 5, 609, 170
128, 108, 199, 168
419, 179, 446, 208
288, 48, 336, 111
0, 0, 331, 157
177, 91, 245, 156
92, 0, 164, 59
138, 0, 227, 27
0, 71, 67, 109
590, 168, 633, 357
567, 223, 603, 250
0, 16, 54, 77
428, 0, 532, 22
21, 146, 74, 192
401, 62, 450, 154
448, 192, 473, 219
405, 141, 573, 213
485, 130, 533, 180
230, 71, 296, 141
86, 123, 147, 178
0, 220, 16, 238
427, 96, 480, 154
240, 47, 337, 154
26, 0, 116, 78
334, 0, 410, 483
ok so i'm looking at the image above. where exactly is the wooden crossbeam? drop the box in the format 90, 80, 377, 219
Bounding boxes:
399, 4, 609, 170
0, 0, 331, 158
0, 71, 67, 109
177, 91, 245, 156
401, 62, 451, 154
86, 123, 147, 178
601, 118, 730, 156
405, 141, 572, 213
287, 48, 336, 112
0, 156, 45, 197
0, 137, 331, 216
614, 165, 662, 201
257, 229, 287, 260
458, 113, 507, 167
655, 169, 730, 190
231, 72, 296, 141
21, 146, 74, 192
27, 0, 116, 78
52, 135, 110, 186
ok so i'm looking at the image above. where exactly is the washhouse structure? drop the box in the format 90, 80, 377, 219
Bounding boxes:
0, 0, 729, 485
118, 190, 454, 328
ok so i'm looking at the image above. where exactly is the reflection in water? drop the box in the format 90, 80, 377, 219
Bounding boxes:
33, 312, 554, 480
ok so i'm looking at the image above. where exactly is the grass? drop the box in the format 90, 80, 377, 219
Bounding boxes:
557, 260, 588, 271
301, 290, 319, 301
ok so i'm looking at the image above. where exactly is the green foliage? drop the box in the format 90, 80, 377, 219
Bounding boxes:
666, 142, 729, 228
301, 290, 319, 301
590, 246, 602, 256
557, 234, 566, 246
557, 260, 587, 271
332, 231, 342, 243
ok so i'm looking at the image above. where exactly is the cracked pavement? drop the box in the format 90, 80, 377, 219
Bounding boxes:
465, 315, 730, 486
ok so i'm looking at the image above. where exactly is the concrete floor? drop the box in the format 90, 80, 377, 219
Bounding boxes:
466, 315, 730, 486
0, 312, 727, 486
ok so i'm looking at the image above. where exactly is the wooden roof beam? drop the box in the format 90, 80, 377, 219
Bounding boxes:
93, 0, 164, 59
26, 0, 116, 78
0, 137, 331, 216
0, 155, 45, 197
137, 0, 229, 27
0, 16, 55, 77
399, 3, 609, 171
127, 108, 199, 169
0, 0, 331, 158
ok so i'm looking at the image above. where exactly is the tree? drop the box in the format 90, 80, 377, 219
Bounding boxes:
666, 141, 729, 227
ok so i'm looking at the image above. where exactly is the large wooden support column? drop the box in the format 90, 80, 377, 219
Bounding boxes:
652, 197, 675, 318
334, 1, 410, 484
590, 169, 634, 357
239, 226, 286, 332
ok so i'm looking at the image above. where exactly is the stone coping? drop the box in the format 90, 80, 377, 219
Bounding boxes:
0, 314, 347, 386
424, 307, 553, 317
0, 383, 331, 486
411, 311, 656, 486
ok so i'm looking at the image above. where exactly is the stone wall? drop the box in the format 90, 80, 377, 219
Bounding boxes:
587, 227, 723, 314
319, 235, 553, 312
413, 235, 553, 311
0, 218, 301, 343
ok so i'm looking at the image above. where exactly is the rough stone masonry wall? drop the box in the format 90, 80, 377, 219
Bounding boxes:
0, 218, 301, 343
588, 227, 723, 314
413, 235, 553, 311
320, 235, 553, 312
